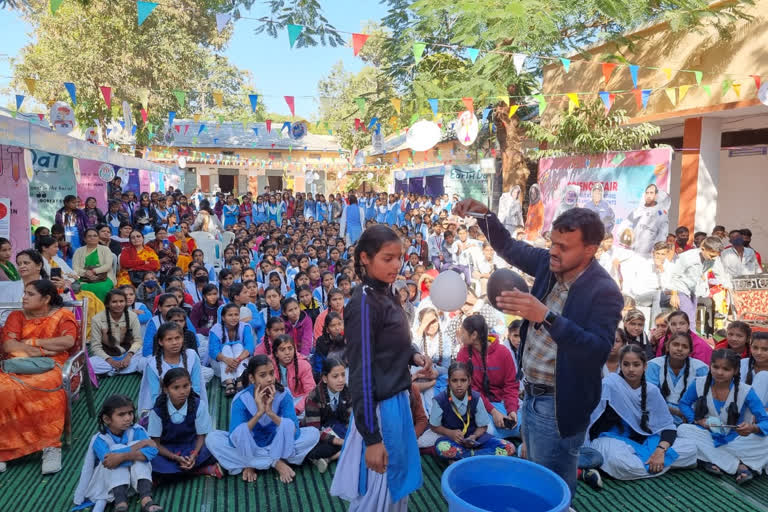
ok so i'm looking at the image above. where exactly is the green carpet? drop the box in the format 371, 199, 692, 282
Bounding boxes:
1, 374, 766, 512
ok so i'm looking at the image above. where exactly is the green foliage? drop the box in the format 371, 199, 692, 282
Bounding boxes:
254, 0, 345, 48
524, 99, 661, 158
343, 171, 389, 193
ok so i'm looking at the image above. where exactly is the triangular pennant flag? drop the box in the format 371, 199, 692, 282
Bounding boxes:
248, 94, 258, 112
15, 94, 24, 111
481, 108, 491, 121
354, 118, 362, 131
355, 97, 366, 115
721, 79, 732, 97
427, 98, 439, 116
184, 125, 189, 135
138, 88, 149, 110
467, 48, 479, 63
703, 84, 712, 97
281, 121, 292, 134
662, 68, 672, 80
390, 98, 401, 114
137, 1, 158, 26
287, 24, 303, 48
119, 120, 125, 129
198, 124, 206, 135
599, 91, 612, 113
174, 125, 180, 133
284, 96, 295, 116
508, 105, 520, 118
534, 94, 547, 115
24, 78, 36, 95
131, 126, 137, 135
632, 89, 643, 110
413, 42, 426, 64
168, 111, 176, 126
37, 113, 44, 121
173, 90, 186, 108
462, 97, 474, 112
352, 33, 370, 56
629, 65, 639, 88
64, 82, 76, 105
694, 71, 703, 86
266, 119, 272, 133
367, 117, 378, 130
50, 0, 63, 15
566, 93, 579, 114
409, 113, 419, 124
602, 63, 617, 85
560, 58, 571, 73
215, 13, 231, 33
678, 85, 691, 102
497, 95, 510, 106
641, 89, 651, 109
140, 108, 147, 123
252, 127, 259, 136
213, 91, 223, 107
665, 88, 677, 106
193, 114, 201, 122
99, 86, 112, 109
513, 54, 526, 74
750, 75, 761, 91
732, 82, 741, 98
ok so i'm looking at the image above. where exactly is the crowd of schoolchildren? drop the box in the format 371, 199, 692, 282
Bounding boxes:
0, 182, 766, 512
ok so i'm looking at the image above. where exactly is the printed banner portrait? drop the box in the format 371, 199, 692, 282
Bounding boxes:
77, 159, 110, 211
28, 149, 77, 230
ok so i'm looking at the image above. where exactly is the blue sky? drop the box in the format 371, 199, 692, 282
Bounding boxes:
0, 1, 388, 117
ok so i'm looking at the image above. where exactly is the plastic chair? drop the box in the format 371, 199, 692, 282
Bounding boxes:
221, 231, 235, 248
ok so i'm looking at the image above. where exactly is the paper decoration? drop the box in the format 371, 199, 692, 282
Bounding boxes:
406, 120, 441, 151
599, 91, 615, 113
367, 117, 378, 130
560, 58, 571, 73
750, 75, 761, 91
99, 86, 111, 109
354, 118, 362, 131
140, 108, 148, 123
215, 13, 231, 33
173, 90, 186, 108
641, 89, 651, 109
252, 127, 259, 136
602, 63, 617, 85
662, 68, 672, 80
64, 82, 77, 105
287, 24, 303, 48
566, 93, 579, 114
352, 33, 370, 56
482, 108, 491, 121
355, 97, 366, 114
266, 119, 272, 133
428, 98, 439, 116
513, 54, 526, 74
198, 124, 206, 135
213, 91, 223, 107
193, 114, 201, 122
467, 48, 479, 63
632, 89, 643, 110
461, 97, 474, 112
390, 98, 401, 114
497, 95, 509, 106
508, 105, 520, 118
24, 78, 36, 95
138, 88, 149, 110
629, 65, 639, 88
703, 84, 712, 97
694, 71, 703, 86
248, 94, 258, 112
49, 101, 75, 134
50, 0, 63, 14
413, 42, 426, 64
534, 94, 547, 115
168, 111, 176, 126
284, 96, 295, 116
174, 125, 180, 133
664, 88, 677, 106
137, 1, 158, 26
732, 82, 741, 98
678, 85, 690, 102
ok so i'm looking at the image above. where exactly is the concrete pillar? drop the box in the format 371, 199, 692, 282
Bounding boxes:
678, 117, 721, 235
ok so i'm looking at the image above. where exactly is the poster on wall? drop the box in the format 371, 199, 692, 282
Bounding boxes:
77, 160, 110, 210
0, 145, 30, 255
121, 167, 140, 195
443, 164, 488, 203
139, 169, 151, 193
535, 148, 672, 256
28, 149, 77, 230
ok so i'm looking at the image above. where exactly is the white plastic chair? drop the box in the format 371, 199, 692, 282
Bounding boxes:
221, 231, 235, 248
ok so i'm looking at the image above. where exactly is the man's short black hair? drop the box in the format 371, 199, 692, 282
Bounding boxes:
740, 228, 753, 237
675, 226, 689, 236
551, 207, 604, 246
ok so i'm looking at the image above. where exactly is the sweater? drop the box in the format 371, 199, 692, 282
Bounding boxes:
72, 245, 116, 285
284, 310, 314, 356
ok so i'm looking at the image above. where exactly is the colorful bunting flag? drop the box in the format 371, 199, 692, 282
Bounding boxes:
168, 111, 176, 126
664, 88, 676, 106
390, 98, 401, 114
367, 117, 378, 130
566, 93, 579, 114
732, 82, 741, 98
662, 68, 672, 80
284, 96, 295, 116
131, 126, 137, 135
467, 48, 479, 63
513, 54, 526, 74
409, 113, 419, 124
252, 127, 259, 136
212, 91, 223, 107
15, 94, 24, 111
215, 13, 231, 33
602, 63, 617, 85
266, 119, 272, 133
694, 71, 703, 86
354, 118, 362, 131
184, 125, 189, 135
598, 91, 615, 113
428, 98, 439, 116
352, 33, 370, 56
287, 24, 303, 48
629, 65, 639, 88
632, 89, 643, 110
174, 125, 180, 134
750, 75, 761, 91
193, 114, 201, 122
248, 94, 259, 113
139, 88, 149, 110
481, 108, 491, 121
50, 0, 64, 14
99, 86, 112, 109
173, 90, 186, 108
641, 89, 651, 109
703, 84, 712, 97
413, 42, 426, 64
462, 97, 474, 112
137, 1, 158, 26
64, 82, 76, 105
721, 79, 732, 97
140, 108, 148, 123
508, 105, 519, 118
560, 58, 571, 73
678, 85, 691, 102
24, 78, 36, 95
534, 94, 547, 115
355, 97, 366, 115
37, 113, 44, 121
198, 124, 206, 135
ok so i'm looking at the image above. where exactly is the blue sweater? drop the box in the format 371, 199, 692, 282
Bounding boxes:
478, 213, 623, 437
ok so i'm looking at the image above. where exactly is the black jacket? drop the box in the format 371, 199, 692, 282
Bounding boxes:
345, 276, 417, 445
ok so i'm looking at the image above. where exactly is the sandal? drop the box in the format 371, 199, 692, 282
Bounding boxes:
224, 381, 237, 398
699, 461, 722, 476
736, 467, 754, 485
141, 499, 164, 512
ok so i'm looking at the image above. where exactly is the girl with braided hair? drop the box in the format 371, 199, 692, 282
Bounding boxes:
209, 303, 254, 397
254, 316, 285, 356
270, 334, 315, 418
138, 322, 208, 415
647, 332, 708, 425
678, 348, 768, 484
585, 345, 697, 480
456, 314, 520, 439
281, 297, 314, 356
716, 321, 751, 358
411, 307, 451, 415
741, 333, 768, 404
89, 289, 143, 376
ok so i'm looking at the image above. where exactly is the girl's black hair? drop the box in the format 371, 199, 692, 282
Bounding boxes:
155, 293, 178, 317
462, 314, 490, 396
272, 334, 300, 388
241, 354, 285, 391
35, 235, 58, 253
694, 348, 742, 425
155, 367, 198, 416
154, 322, 188, 378
322, 356, 345, 376
418, 307, 444, 365
26, 279, 63, 308
97, 394, 135, 434
281, 296, 299, 313
219, 302, 241, 345
104, 289, 134, 353
202, 283, 218, 298
17, 249, 49, 279
727, 321, 752, 348
660, 332, 693, 399
354, 224, 401, 278
218, 268, 234, 295
666, 310, 690, 328
508, 319, 523, 331
618, 344, 651, 433
746, 332, 768, 385
264, 285, 282, 299
323, 311, 343, 337
447, 361, 472, 383
229, 282, 246, 302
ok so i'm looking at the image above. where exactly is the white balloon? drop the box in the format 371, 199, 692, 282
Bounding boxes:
406, 120, 441, 152
429, 271, 467, 312
366, 172, 374, 179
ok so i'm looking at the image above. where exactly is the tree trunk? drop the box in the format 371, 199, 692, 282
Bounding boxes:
493, 101, 529, 212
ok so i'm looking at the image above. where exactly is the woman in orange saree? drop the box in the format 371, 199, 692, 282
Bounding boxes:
0, 279, 78, 474
117, 230, 160, 286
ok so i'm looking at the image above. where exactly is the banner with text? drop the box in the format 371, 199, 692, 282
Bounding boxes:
443, 164, 489, 203
0, 145, 31, 256
77, 160, 111, 211
29, 149, 77, 230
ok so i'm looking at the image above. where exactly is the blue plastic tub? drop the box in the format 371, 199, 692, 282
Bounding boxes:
441, 456, 571, 512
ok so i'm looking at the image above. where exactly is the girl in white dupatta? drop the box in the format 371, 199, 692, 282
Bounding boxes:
741, 332, 768, 407
586, 345, 697, 480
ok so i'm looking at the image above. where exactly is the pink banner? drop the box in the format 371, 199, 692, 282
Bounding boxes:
139, 169, 151, 194
77, 159, 110, 211
0, 145, 31, 257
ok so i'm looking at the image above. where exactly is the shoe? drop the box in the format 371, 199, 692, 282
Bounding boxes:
312, 458, 329, 474
582, 469, 603, 490
0, 461, 6, 473
41, 447, 62, 474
